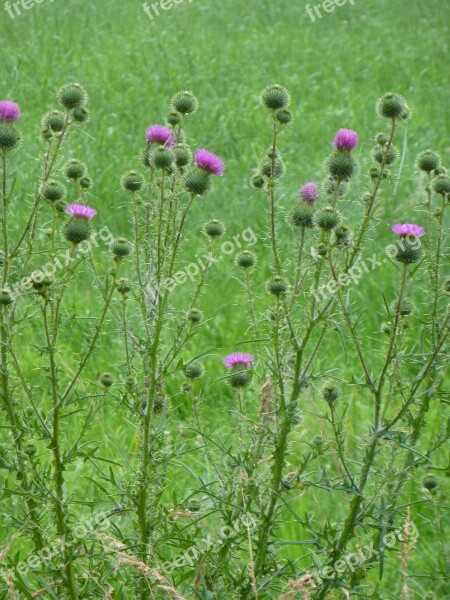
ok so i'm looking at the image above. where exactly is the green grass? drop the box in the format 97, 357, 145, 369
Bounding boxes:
1, 0, 449, 597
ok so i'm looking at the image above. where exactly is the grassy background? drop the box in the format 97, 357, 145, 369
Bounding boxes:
1, 0, 449, 597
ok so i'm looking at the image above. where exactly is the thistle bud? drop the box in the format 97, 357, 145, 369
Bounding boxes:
173, 144, 192, 168
416, 149, 441, 173
260, 156, 286, 179
184, 169, 211, 196
314, 242, 328, 258
64, 159, 87, 181
0, 124, 21, 152
54, 200, 67, 213
267, 275, 288, 297
432, 176, 450, 196
390, 296, 414, 317
326, 152, 355, 180
40, 179, 66, 202
274, 108, 293, 125
323, 177, 348, 198
99, 372, 114, 388
63, 218, 91, 244
333, 224, 351, 248
423, 476, 438, 492
187, 308, 203, 324
72, 106, 90, 124
203, 219, 225, 239
170, 91, 198, 116
116, 278, 131, 295
150, 146, 175, 170
112, 238, 132, 259
372, 145, 398, 165
229, 369, 252, 388
58, 83, 88, 110
260, 84, 290, 110
166, 111, 182, 126
395, 241, 422, 264
235, 250, 257, 269
80, 176, 93, 190
376, 93, 409, 120
375, 132, 389, 146
322, 383, 340, 405
31, 272, 53, 293
314, 206, 341, 231
185, 362, 204, 379
291, 205, 314, 228
0, 289, 13, 306
250, 173, 265, 189
42, 110, 66, 133
121, 170, 145, 192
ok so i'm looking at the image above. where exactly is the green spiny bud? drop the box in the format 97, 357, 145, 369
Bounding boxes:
432, 176, 450, 196
173, 144, 192, 168
372, 145, 398, 165
166, 111, 182, 126
260, 84, 290, 110
63, 218, 91, 244
235, 250, 257, 269
171, 91, 198, 116
260, 156, 286, 179
0, 124, 21, 152
185, 362, 204, 379
41, 127, 53, 141
250, 173, 265, 188
434, 166, 447, 177
150, 146, 175, 170
184, 169, 211, 196
116, 278, 131, 295
121, 170, 145, 192
99, 372, 114, 388
395, 241, 422, 264
416, 150, 441, 173
40, 179, 66, 202
423, 476, 438, 491
314, 242, 328, 257
64, 159, 87, 180
369, 165, 382, 180
54, 200, 67, 213
274, 108, 293, 125
291, 205, 314, 228
72, 106, 90, 124
42, 110, 65, 133
203, 219, 225, 239
333, 224, 351, 248
80, 176, 92, 189
376, 93, 409, 120
112, 238, 132, 259
31, 272, 53, 292
0, 289, 13, 306
326, 152, 356, 180
229, 368, 252, 388
314, 205, 341, 230
323, 177, 348, 197
375, 132, 389, 145
187, 308, 203, 324
390, 296, 414, 317
267, 275, 288, 297
58, 83, 88, 110
322, 383, 340, 405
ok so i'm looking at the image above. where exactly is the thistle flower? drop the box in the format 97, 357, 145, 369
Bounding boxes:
299, 182, 319, 203
391, 224, 425, 238
0, 101, 20, 122
145, 124, 176, 148
224, 353, 254, 369
333, 129, 358, 151
67, 203, 97, 220
195, 149, 224, 176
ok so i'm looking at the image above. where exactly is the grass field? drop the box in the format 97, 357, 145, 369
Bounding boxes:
1, 0, 449, 597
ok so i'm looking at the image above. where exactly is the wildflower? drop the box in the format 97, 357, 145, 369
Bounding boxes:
67, 203, 97, 219
333, 128, 358, 151
195, 149, 224, 176
145, 124, 176, 147
0, 101, 20, 122
391, 224, 425, 237
299, 182, 319, 203
224, 353, 254, 369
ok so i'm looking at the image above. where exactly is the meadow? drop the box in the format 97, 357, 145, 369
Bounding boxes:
0, 0, 449, 598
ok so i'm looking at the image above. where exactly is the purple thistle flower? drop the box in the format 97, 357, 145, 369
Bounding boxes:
333, 129, 359, 151
195, 149, 224, 176
299, 182, 319, 203
0, 101, 20, 122
391, 223, 425, 237
145, 125, 176, 148
224, 353, 254, 369
67, 203, 97, 220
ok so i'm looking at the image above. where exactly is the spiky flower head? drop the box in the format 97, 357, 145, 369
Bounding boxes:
391, 224, 425, 238
235, 250, 257, 269
416, 149, 441, 173
63, 219, 91, 244
195, 149, 224, 176
40, 179, 66, 202
0, 101, 20, 122
326, 152, 356, 180
67, 203, 97, 220
149, 146, 175, 170
58, 83, 88, 110
375, 132, 389, 146
111, 238, 132, 259
0, 289, 13, 306
314, 205, 341, 231
432, 176, 450, 196
333, 224, 351, 248
184, 169, 212, 196
291, 205, 315, 228
390, 296, 414, 317
333, 129, 358, 151
322, 383, 340, 405
80, 176, 93, 189
187, 308, 203, 324
73, 106, 90, 124
274, 108, 293, 125
299, 182, 319, 203
146, 125, 176, 147
267, 275, 288, 297
260, 156, 286, 179
185, 362, 204, 379
166, 111, 182, 126
250, 173, 265, 188
376, 93, 409, 120
260, 84, 290, 110
224, 353, 254, 387
0, 123, 21, 152
171, 91, 198, 116
116, 278, 131, 295
121, 170, 145, 192
203, 219, 225, 239
173, 143, 192, 168
64, 159, 87, 180
372, 145, 398, 165
224, 353, 254, 369
99, 372, 114, 388
42, 110, 65, 133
